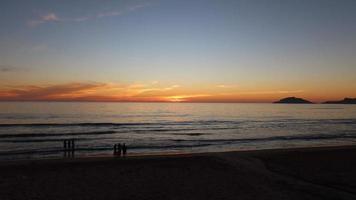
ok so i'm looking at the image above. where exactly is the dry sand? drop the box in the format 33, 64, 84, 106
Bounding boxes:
1, 146, 356, 200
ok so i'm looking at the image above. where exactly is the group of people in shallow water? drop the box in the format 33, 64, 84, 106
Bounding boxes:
113, 143, 127, 157
62, 139, 128, 157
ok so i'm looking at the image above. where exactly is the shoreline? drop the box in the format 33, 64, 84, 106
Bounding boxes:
2, 144, 356, 166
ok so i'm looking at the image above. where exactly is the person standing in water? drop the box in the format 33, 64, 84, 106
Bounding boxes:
118, 143, 122, 157
122, 143, 127, 156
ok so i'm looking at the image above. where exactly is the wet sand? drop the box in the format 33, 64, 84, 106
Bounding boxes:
1, 146, 356, 200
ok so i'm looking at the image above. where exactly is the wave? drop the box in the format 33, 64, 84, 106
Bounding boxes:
0, 138, 96, 143
0, 130, 117, 139
1, 132, 356, 156
172, 132, 356, 143
130, 127, 237, 133
0, 143, 212, 156
0, 114, 192, 120
1, 118, 355, 127
0, 123, 153, 127
0, 127, 237, 140
0, 120, 241, 127
3, 132, 356, 145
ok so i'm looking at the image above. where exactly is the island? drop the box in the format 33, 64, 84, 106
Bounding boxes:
324, 98, 356, 104
274, 97, 313, 104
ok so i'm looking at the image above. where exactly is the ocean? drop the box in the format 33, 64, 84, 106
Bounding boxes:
0, 102, 356, 160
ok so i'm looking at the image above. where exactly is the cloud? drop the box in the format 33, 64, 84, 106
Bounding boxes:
72, 16, 90, 22
216, 84, 237, 88
0, 65, 24, 73
0, 83, 106, 101
42, 13, 59, 21
239, 90, 304, 95
28, 13, 59, 27
0, 81, 305, 102
97, 11, 123, 18
28, 3, 151, 27
0, 65, 14, 72
133, 84, 180, 97
0, 82, 182, 102
165, 94, 211, 102
96, 3, 150, 20
127, 3, 150, 11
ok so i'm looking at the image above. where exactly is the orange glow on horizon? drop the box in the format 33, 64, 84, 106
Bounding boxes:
0, 82, 354, 103
166, 96, 186, 102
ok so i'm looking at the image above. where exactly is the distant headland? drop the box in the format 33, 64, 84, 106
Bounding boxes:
274, 97, 313, 104
323, 98, 356, 104
274, 97, 356, 104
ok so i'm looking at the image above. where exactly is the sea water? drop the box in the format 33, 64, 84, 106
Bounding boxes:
0, 102, 356, 160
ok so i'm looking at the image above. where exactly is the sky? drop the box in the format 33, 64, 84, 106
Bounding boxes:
0, 0, 355, 103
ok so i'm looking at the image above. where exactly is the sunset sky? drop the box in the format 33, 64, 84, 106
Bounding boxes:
0, 0, 355, 102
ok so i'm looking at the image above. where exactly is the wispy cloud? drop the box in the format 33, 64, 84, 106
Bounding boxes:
0, 65, 14, 73
42, 13, 59, 21
97, 11, 123, 18
28, 3, 151, 27
133, 84, 180, 96
0, 81, 305, 102
96, 3, 150, 18
0, 83, 105, 100
239, 90, 304, 95
0, 65, 25, 73
0, 82, 182, 102
165, 94, 211, 102
216, 84, 237, 88
28, 13, 59, 27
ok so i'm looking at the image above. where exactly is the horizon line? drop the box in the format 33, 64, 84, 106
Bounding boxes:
0, 100, 347, 104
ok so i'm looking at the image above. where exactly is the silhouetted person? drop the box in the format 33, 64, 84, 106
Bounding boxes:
63, 139, 74, 157
67, 139, 71, 150
63, 139, 67, 157
122, 143, 127, 156
71, 139, 75, 157
71, 139, 75, 151
118, 143, 122, 156
113, 144, 117, 155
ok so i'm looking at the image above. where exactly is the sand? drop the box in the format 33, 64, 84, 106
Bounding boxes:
1, 146, 356, 200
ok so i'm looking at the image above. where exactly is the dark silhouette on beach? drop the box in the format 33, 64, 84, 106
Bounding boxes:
118, 143, 122, 156
113, 143, 122, 157
122, 143, 127, 156
113, 144, 116, 155
63, 139, 75, 157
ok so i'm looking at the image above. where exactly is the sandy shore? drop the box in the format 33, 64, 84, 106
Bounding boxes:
1, 146, 356, 200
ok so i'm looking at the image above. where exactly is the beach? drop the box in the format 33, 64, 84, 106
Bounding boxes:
1, 145, 356, 200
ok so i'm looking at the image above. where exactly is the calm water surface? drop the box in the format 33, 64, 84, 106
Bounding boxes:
1, 102, 356, 160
